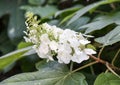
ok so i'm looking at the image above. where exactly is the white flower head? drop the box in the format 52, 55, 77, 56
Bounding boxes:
24, 22, 96, 64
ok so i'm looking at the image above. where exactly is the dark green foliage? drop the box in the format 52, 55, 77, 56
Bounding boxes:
0, 0, 120, 85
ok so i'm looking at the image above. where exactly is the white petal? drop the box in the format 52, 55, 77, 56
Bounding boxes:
40, 34, 50, 43
84, 48, 96, 55
57, 51, 71, 64
39, 43, 49, 54
79, 40, 90, 45
49, 41, 58, 52
72, 51, 89, 63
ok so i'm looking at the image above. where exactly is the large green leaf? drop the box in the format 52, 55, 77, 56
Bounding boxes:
109, 80, 120, 85
0, 61, 88, 85
0, 0, 27, 45
55, 5, 83, 18
65, 17, 90, 31
28, 0, 45, 5
67, 0, 120, 25
17, 42, 39, 72
95, 26, 120, 46
21, 5, 58, 18
0, 46, 34, 71
0, 28, 15, 54
35, 60, 68, 72
55, 5, 83, 25
94, 72, 120, 85
80, 12, 120, 34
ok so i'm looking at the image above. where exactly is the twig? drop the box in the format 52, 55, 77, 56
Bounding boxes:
98, 46, 105, 58
70, 62, 74, 72
71, 61, 98, 74
112, 49, 120, 65
90, 55, 120, 72
106, 62, 120, 78
69, 55, 120, 76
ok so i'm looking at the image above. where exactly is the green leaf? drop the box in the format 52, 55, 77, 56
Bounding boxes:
19, 54, 40, 72
95, 26, 120, 46
66, 17, 90, 31
0, 46, 34, 71
59, 13, 75, 25
55, 5, 83, 18
109, 80, 120, 85
0, 61, 88, 85
84, 73, 96, 85
36, 60, 68, 72
67, 0, 120, 25
17, 42, 38, 72
55, 5, 83, 25
80, 12, 120, 34
86, 44, 96, 51
21, 5, 58, 18
94, 72, 120, 85
0, 0, 27, 45
17, 42, 33, 49
0, 29, 15, 54
29, 0, 45, 5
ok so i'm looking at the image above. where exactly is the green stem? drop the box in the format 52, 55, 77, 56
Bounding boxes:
110, 3, 116, 10
89, 60, 95, 75
106, 62, 120, 78
98, 46, 105, 58
70, 62, 74, 72
90, 64, 95, 75
71, 61, 98, 74
105, 69, 109, 73
112, 49, 120, 65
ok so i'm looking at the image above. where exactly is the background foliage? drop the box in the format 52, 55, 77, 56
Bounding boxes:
0, 0, 120, 85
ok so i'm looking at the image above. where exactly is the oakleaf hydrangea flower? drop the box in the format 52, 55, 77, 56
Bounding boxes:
24, 15, 96, 64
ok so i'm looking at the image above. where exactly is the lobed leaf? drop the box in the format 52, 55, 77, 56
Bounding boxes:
0, 46, 35, 71
67, 0, 120, 25
95, 26, 120, 46
80, 12, 120, 34
0, 61, 88, 85
94, 72, 120, 85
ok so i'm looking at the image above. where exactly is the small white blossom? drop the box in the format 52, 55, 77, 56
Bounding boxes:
84, 48, 96, 55
42, 23, 53, 32
79, 40, 90, 45
49, 40, 58, 52
57, 51, 72, 64
29, 30, 37, 34
39, 43, 49, 54
36, 48, 54, 61
52, 26, 63, 39
71, 48, 96, 63
72, 51, 89, 63
29, 35, 38, 44
40, 34, 50, 43
33, 24, 38, 27
57, 43, 72, 64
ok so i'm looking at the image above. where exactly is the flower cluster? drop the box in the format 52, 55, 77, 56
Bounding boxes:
24, 16, 96, 64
